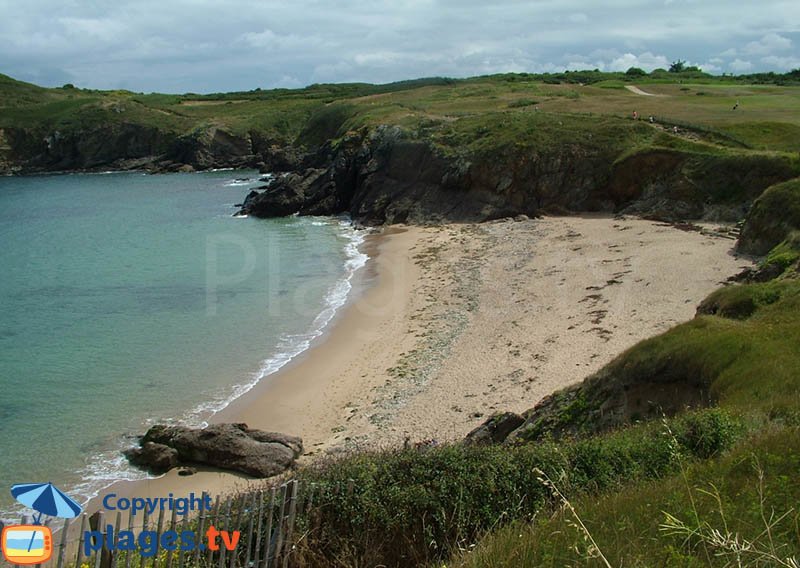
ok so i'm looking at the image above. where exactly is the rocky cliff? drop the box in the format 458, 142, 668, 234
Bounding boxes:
4, 115, 797, 229
238, 126, 798, 225
0, 124, 309, 175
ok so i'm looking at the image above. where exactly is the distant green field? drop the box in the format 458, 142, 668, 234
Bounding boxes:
3, 71, 800, 153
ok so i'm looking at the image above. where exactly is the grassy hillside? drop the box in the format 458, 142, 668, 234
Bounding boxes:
3, 71, 800, 152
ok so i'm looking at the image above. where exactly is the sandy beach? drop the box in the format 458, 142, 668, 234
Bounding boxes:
94, 214, 751, 508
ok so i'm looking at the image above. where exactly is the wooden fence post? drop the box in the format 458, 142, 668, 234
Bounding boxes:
125, 510, 134, 568
206, 495, 220, 566
260, 487, 276, 568
244, 492, 257, 567
139, 508, 150, 568
153, 507, 165, 566
193, 491, 209, 568
217, 497, 232, 568
108, 511, 121, 568
230, 494, 245, 568
56, 518, 70, 568
34, 518, 51, 568
281, 481, 299, 568
91, 510, 105, 568
164, 506, 178, 568
272, 485, 289, 567
176, 514, 188, 568
76, 513, 89, 568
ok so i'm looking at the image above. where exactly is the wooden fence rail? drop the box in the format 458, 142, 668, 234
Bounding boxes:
0, 478, 326, 568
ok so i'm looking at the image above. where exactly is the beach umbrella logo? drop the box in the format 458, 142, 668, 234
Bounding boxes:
1, 483, 83, 565
10, 482, 83, 524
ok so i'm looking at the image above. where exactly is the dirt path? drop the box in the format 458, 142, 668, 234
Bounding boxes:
625, 85, 665, 97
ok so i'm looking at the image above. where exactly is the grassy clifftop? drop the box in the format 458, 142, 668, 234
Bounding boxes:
2, 71, 800, 171
6, 71, 800, 228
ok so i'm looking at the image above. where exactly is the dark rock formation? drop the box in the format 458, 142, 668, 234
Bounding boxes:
241, 168, 335, 217
124, 442, 179, 475
0, 122, 323, 176
125, 423, 303, 478
170, 127, 255, 170
236, 127, 797, 226
464, 412, 525, 446
726, 263, 786, 285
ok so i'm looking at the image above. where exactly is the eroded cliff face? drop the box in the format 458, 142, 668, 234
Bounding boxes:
0, 124, 175, 173
4, 119, 795, 228
238, 126, 797, 225
0, 124, 303, 175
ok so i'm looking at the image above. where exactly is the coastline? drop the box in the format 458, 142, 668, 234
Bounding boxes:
85, 214, 751, 513
84, 225, 423, 511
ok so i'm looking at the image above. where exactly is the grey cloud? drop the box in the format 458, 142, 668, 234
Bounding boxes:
0, 0, 798, 92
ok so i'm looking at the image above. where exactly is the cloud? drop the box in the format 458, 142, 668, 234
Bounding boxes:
729, 59, 754, 72
761, 55, 800, 70
0, 0, 798, 92
607, 52, 670, 72
743, 33, 792, 56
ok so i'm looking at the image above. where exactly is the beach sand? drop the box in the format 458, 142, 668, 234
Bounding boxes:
93, 215, 751, 508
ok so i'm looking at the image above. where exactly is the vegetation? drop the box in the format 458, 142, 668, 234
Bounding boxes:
450, 425, 800, 567
3, 68, 800, 157
290, 409, 743, 566
740, 178, 800, 254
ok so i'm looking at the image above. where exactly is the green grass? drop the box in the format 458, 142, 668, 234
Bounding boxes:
291, 409, 742, 567
450, 425, 800, 568
740, 178, 800, 254
3, 71, 800, 157
764, 232, 800, 271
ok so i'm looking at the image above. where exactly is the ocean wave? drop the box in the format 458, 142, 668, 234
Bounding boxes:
37, 217, 370, 514
181, 217, 368, 426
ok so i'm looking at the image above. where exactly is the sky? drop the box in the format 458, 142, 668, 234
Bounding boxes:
1, 0, 798, 93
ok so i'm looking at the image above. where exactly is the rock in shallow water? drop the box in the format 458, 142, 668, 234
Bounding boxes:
124, 423, 303, 478
124, 442, 179, 475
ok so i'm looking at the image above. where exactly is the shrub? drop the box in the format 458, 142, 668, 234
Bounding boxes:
291, 409, 742, 566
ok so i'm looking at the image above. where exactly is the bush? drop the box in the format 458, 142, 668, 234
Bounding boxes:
292, 409, 742, 566
739, 178, 800, 255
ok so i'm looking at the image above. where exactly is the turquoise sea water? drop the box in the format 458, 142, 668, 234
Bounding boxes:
0, 170, 366, 516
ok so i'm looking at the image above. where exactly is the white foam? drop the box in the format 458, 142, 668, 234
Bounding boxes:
179, 217, 368, 425
52, 217, 369, 506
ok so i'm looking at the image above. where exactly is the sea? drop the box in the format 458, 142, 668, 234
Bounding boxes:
0, 170, 367, 518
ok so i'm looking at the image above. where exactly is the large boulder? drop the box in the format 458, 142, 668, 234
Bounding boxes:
124, 442, 179, 474
237, 168, 333, 217
125, 423, 303, 478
